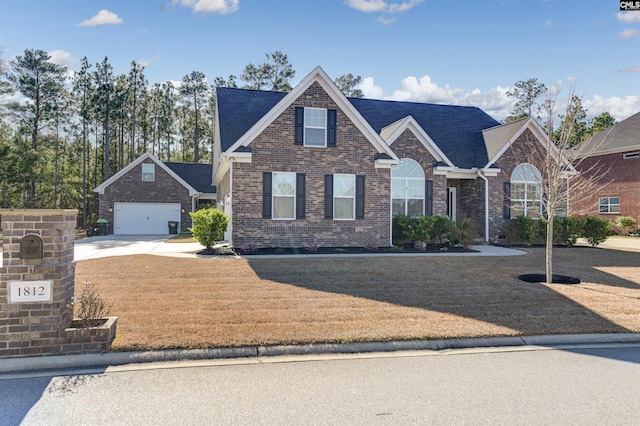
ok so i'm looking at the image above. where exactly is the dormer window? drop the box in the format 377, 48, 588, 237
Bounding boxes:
142, 163, 155, 182
295, 107, 337, 147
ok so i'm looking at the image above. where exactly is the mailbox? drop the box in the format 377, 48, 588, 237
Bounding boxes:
20, 234, 44, 259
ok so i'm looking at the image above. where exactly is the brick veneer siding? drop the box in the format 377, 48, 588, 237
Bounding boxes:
98, 160, 192, 233
572, 151, 640, 220
230, 82, 391, 248
0, 209, 115, 358
389, 130, 447, 216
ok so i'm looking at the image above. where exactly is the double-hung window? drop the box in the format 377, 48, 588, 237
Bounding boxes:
304, 108, 327, 147
272, 172, 296, 220
599, 197, 620, 214
142, 163, 155, 182
333, 174, 355, 220
510, 164, 542, 218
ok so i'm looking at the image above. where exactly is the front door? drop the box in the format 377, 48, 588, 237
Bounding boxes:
447, 187, 457, 222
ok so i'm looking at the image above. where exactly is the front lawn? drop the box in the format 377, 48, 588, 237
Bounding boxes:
75, 246, 640, 351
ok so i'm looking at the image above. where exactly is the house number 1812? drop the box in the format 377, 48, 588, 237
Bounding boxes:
9, 281, 52, 303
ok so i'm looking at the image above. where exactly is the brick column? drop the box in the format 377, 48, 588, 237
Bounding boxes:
0, 209, 76, 357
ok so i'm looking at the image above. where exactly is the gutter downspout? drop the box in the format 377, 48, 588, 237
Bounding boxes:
477, 170, 490, 243
228, 161, 233, 246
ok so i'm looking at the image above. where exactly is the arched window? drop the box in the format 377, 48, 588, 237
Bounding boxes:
392, 159, 425, 216
511, 164, 542, 218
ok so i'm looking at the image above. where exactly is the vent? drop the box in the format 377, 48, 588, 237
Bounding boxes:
623, 152, 639, 159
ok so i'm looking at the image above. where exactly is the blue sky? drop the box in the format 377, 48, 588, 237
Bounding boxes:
1, 0, 639, 122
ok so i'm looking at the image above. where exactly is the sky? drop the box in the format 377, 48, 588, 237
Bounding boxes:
1, 0, 639, 122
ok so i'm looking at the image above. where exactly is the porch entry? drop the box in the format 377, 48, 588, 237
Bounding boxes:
447, 187, 457, 221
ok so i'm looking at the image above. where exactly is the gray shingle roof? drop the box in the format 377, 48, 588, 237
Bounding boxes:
580, 111, 640, 156
216, 87, 501, 169
164, 162, 216, 194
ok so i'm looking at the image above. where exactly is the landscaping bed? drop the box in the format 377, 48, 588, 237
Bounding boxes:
75, 246, 640, 352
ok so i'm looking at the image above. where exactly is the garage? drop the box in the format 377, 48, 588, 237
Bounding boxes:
113, 203, 181, 235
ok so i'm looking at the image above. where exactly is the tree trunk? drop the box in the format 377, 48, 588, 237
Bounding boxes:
545, 216, 554, 284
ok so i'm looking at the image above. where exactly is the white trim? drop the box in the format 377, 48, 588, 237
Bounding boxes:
383, 116, 454, 167
225, 66, 399, 165
484, 117, 578, 174
93, 152, 199, 196
477, 171, 490, 242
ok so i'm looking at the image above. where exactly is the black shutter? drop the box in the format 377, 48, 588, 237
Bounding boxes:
294, 107, 304, 145
262, 172, 272, 219
327, 109, 337, 147
356, 175, 365, 220
296, 173, 306, 219
503, 182, 511, 220
425, 179, 433, 216
324, 174, 333, 219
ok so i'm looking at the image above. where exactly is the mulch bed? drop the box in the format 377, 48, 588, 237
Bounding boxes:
201, 244, 475, 256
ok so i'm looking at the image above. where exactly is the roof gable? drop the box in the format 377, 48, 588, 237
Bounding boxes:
164, 162, 216, 194
93, 152, 199, 195
349, 97, 500, 169
218, 66, 398, 163
381, 116, 454, 167
482, 117, 530, 163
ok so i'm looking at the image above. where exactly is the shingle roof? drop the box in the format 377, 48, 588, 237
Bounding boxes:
579, 111, 640, 156
481, 117, 529, 163
164, 162, 216, 194
216, 86, 501, 169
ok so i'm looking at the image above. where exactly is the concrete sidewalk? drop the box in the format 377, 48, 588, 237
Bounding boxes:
2, 333, 640, 375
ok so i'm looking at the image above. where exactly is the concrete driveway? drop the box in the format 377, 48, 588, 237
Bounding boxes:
74, 235, 203, 261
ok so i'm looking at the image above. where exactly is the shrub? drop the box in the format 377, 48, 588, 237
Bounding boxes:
504, 215, 537, 245
429, 215, 452, 243
582, 216, 612, 247
392, 214, 432, 245
554, 216, 584, 247
189, 208, 229, 250
447, 217, 476, 249
615, 216, 636, 235
68, 282, 113, 328
414, 241, 427, 251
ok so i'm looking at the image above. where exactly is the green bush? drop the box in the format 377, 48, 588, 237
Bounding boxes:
509, 215, 537, 244
447, 217, 476, 249
582, 216, 611, 247
554, 216, 585, 247
189, 207, 229, 250
392, 214, 455, 246
615, 216, 636, 235
429, 215, 452, 243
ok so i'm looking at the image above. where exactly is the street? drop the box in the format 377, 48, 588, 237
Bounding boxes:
2, 344, 640, 425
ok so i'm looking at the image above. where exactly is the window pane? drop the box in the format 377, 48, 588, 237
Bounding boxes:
334, 175, 355, 197
305, 128, 325, 146
273, 197, 294, 219
407, 179, 424, 198
611, 197, 620, 205
511, 183, 525, 200
391, 179, 404, 198
611, 205, 620, 214
305, 108, 325, 127
334, 198, 354, 219
407, 199, 424, 216
528, 201, 542, 218
511, 201, 525, 217
392, 199, 405, 216
273, 173, 295, 196
142, 164, 155, 181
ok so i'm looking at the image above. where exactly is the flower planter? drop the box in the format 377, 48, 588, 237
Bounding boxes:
62, 316, 118, 353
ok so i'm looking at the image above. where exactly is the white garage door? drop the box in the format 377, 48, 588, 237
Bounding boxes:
114, 203, 181, 235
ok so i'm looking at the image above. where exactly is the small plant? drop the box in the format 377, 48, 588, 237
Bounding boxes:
615, 216, 636, 235
413, 241, 427, 251
363, 240, 378, 251
333, 248, 347, 253
68, 282, 113, 328
213, 246, 236, 256
274, 247, 286, 254
305, 242, 320, 252
239, 241, 259, 253
189, 207, 229, 250
389, 245, 405, 253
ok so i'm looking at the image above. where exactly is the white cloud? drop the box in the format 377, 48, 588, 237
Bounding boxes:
617, 29, 640, 39
174, 0, 239, 14
48, 50, 77, 69
376, 15, 396, 25
358, 76, 385, 99
545, 19, 553, 27
346, 0, 388, 12
584, 95, 640, 122
387, 75, 464, 104
617, 12, 640, 23
620, 66, 640, 73
78, 10, 123, 27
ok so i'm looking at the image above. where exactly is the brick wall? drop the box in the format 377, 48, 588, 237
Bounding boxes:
98, 160, 193, 233
231, 82, 391, 248
572, 151, 640, 220
0, 209, 115, 358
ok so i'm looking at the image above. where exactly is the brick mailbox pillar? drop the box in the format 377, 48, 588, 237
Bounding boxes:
0, 209, 116, 358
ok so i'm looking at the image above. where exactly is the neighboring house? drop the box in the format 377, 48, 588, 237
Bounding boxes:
94, 152, 216, 234
571, 111, 640, 220
213, 66, 565, 248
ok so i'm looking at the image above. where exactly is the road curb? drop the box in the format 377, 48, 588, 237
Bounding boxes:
2, 333, 640, 375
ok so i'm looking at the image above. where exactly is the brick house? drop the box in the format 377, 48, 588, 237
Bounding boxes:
571, 111, 640, 220
94, 152, 216, 234
213, 66, 563, 248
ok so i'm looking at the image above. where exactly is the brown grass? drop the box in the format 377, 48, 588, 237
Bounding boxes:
75, 247, 640, 351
